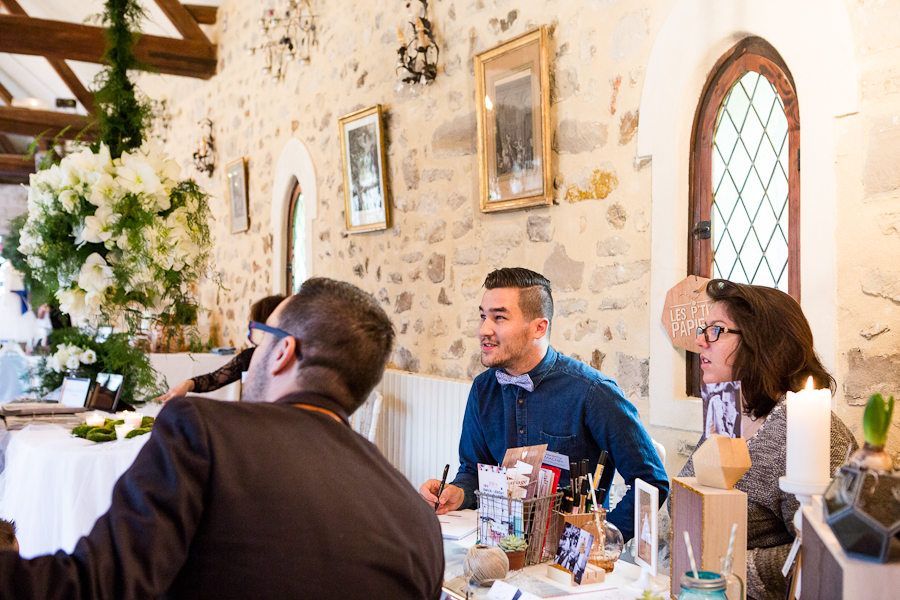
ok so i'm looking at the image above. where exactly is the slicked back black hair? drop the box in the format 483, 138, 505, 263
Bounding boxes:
483, 268, 554, 325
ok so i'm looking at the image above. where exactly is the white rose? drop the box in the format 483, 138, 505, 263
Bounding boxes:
65, 355, 81, 370
66, 345, 83, 357
56, 287, 88, 319
77, 253, 115, 294
55, 348, 70, 367
47, 355, 63, 373
81, 349, 97, 365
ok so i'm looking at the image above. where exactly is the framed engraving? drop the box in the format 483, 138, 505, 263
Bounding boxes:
339, 105, 391, 233
474, 26, 551, 213
227, 158, 249, 234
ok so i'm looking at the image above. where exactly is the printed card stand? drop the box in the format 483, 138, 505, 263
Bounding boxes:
627, 478, 668, 595
548, 522, 594, 585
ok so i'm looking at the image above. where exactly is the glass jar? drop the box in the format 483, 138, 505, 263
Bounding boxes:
719, 558, 745, 600
579, 509, 624, 572
678, 571, 727, 600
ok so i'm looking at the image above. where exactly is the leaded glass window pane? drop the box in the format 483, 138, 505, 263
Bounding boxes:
290, 192, 306, 293
712, 71, 790, 292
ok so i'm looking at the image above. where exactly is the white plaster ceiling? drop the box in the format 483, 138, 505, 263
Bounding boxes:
0, 0, 223, 153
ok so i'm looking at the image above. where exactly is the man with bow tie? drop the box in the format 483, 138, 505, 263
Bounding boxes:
418, 268, 668, 541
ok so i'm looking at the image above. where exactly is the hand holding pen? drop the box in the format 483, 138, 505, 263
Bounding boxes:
434, 464, 450, 512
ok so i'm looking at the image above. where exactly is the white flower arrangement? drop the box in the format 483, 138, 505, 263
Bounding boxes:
18, 141, 213, 328
48, 344, 96, 373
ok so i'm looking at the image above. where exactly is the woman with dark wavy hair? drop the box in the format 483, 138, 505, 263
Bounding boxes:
677, 279, 857, 600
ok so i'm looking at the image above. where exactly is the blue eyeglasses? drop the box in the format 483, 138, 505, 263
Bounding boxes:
248, 321, 300, 358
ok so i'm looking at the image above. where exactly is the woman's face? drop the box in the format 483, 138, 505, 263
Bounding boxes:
696, 302, 741, 384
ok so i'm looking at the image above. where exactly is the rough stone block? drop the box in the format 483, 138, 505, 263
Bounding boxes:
543, 244, 584, 292
428, 219, 447, 243
618, 110, 640, 146
394, 291, 414, 313
616, 352, 648, 397
861, 269, 900, 303
556, 298, 588, 318
402, 251, 423, 264
589, 261, 650, 292
845, 348, 900, 404
864, 115, 900, 196
527, 215, 553, 242
597, 236, 630, 256
402, 149, 419, 190
427, 253, 445, 283
453, 209, 474, 239
552, 119, 608, 154
432, 112, 477, 158
600, 297, 629, 310
443, 339, 466, 359
453, 247, 480, 265
607, 202, 627, 229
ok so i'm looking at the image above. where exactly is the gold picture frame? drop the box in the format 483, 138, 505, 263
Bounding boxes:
339, 104, 391, 233
226, 158, 249, 234
475, 26, 552, 213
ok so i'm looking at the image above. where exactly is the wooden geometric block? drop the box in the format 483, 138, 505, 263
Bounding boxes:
693, 435, 752, 490
670, 477, 747, 600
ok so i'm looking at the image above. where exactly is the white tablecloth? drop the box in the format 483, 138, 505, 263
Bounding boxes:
149, 352, 241, 401
0, 424, 151, 558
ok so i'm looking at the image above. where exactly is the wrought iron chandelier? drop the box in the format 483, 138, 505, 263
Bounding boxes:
396, 0, 439, 85
248, 0, 317, 83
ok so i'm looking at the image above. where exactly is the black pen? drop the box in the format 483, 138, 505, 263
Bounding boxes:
593, 451, 608, 489
434, 464, 450, 512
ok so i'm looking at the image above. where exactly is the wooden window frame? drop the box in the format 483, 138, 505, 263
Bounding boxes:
285, 181, 303, 295
686, 37, 800, 396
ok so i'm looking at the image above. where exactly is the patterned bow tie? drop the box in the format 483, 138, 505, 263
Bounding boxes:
495, 371, 534, 392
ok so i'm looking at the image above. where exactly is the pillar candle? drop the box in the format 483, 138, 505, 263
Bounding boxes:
85, 412, 105, 427
785, 376, 831, 483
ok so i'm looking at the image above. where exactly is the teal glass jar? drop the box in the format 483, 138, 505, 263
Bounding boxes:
679, 571, 727, 599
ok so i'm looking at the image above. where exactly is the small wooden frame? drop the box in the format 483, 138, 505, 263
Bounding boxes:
635, 478, 660, 576
693, 435, 752, 489
670, 477, 747, 599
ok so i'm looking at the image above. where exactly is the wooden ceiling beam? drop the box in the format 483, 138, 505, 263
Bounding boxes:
183, 4, 217, 25
0, 152, 34, 184
0, 0, 96, 114
0, 14, 217, 80
0, 82, 12, 106
0, 106, 95, 140
0, 135, 17, 154
153, 0, 209, 42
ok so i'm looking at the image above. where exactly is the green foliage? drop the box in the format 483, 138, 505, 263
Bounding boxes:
140, 415, 154, 428
72, 424, 97, 439
125, 427, 150, 439
1, 214, 51, 307
863, 393, 895, 448
34, 327, 164, 406
86, 428, 116, 442
91, 0, 153, 158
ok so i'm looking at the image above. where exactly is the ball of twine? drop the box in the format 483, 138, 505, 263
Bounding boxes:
464, 544, 509, 586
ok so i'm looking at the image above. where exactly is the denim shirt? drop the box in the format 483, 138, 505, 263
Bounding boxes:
450, 347, 669, 541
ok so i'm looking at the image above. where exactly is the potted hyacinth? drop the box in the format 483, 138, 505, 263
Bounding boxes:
824, 393, 900, 562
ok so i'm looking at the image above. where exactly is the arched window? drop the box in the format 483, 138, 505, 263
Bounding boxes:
286, 182, 307, 294
687, 37, 800, 394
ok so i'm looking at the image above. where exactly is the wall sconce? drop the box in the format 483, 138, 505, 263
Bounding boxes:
396, 0, 439, 85
192, 119, 216, 177
248, 0, 317, 83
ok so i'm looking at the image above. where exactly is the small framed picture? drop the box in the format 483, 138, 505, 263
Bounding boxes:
552, 522, 594, 584
227, 158, 249, 234
474, 26, 551, 213
634, 478, 659, 576
702, 381, 743, 438
338, 105, 391, 233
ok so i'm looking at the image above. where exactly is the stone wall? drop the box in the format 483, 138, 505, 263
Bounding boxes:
133, 0, 900, 470
0, 184, 27, 239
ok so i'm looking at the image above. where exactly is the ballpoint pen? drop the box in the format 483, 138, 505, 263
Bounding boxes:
434, 463, 450, 512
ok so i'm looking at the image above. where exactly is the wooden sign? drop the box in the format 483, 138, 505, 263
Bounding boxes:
661, 276, 712, 351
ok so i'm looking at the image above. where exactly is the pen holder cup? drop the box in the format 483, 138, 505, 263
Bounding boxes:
475, 491, 563, 566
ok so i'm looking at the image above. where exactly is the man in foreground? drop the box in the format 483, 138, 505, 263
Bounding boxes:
419, 267, 668, 541
0, 278, 444, 599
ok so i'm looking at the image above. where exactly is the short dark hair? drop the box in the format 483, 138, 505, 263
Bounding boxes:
0, 519, 16, 551
250, 295, 287, 324
706, 279, 834, 419
483, 268, 554, 324
275, 279, 394, 410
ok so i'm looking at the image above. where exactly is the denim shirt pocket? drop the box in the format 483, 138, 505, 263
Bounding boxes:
539, 431, 577, 460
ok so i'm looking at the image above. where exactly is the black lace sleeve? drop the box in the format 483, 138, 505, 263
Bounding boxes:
190, 348, 255, 393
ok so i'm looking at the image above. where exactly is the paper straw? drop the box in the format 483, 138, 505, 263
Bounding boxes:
724, 523, 738, 573
683, 531, 699, 579
587, 473, 599, 508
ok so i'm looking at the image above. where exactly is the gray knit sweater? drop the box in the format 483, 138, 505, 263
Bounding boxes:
678, 400, 858, 600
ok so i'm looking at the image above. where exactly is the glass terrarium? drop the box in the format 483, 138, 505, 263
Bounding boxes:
824, 465, 900, 562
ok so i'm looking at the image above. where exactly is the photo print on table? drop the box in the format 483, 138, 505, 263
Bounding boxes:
702, 381, 743, 439
552, 522, 593, 584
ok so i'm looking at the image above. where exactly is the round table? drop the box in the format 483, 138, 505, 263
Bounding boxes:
0, 423, 152, 558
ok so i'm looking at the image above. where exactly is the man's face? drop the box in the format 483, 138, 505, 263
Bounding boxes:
242, 302, 286, 403
478, 287, 534, 373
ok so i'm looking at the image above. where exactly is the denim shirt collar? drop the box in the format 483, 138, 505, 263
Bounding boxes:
500, 346, 558, 391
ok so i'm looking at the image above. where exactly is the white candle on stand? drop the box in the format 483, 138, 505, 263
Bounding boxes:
785, 376, 831, 483
123, 412, 143, 429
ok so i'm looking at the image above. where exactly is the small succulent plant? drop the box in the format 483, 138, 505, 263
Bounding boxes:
498, 535, 527, 553
850, 393, 895, 473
